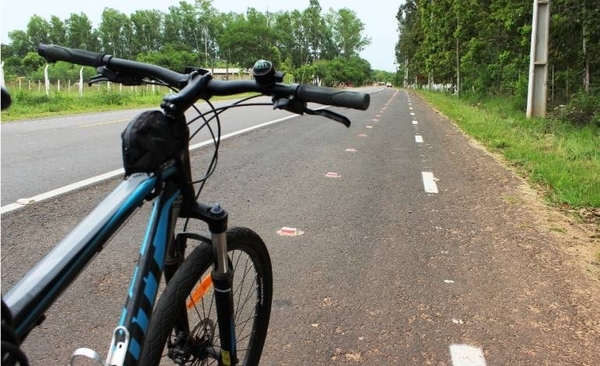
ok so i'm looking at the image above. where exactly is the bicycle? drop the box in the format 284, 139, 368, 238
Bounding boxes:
1, 44, 370, 366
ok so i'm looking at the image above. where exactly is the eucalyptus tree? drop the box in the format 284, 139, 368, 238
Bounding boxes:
6, 30, 30, 58
65, 13, 100, 51
417, 0, 455, 86
219, 8, 276, 68
550, 0, 600, 99
395, 0, 424, 85
99, 8, 134, 57
318, 11, 339, 60
327, 8, 370, 59
195, 0, 223, 68
163, 1, 204, 61
487, 0, 531, 94
269, 11, 299, 67
48, 16, 67, 46
302, 0, 329, 61
290, 9, 312, 67
25, 15, 51, 47
130, 10, 164, 56
137, 43, 199, 73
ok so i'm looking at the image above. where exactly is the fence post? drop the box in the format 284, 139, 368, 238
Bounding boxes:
44, 64, 50, 96
0, 62, 4, 87
79, 67, 84, 96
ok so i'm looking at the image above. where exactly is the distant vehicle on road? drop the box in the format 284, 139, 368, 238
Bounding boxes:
386, 82, 392, 87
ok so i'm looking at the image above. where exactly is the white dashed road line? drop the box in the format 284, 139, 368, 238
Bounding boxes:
450, 344, 487, 366
421, 171, 439, 193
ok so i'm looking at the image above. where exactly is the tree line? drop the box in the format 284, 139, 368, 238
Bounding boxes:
1, 0, 394, 87
396, 0, 599, 122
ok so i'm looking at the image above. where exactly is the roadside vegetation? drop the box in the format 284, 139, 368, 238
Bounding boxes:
0, 86, 263, 122
1, 88, 164, 121
397, 0, 599, 234
418, 90, 600, 277
418, 90, 600, 215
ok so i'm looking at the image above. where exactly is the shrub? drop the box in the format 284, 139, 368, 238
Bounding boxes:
550, 91, 600, 127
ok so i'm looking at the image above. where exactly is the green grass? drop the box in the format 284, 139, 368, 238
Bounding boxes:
0, 86, 257, 122
418, 90, 600, 209
1, 86, 166, 121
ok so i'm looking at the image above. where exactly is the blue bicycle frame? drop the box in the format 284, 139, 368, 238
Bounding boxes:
3, 164, 183, 366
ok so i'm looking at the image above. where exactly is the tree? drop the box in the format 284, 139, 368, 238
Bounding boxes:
1, 1, 375, 87
48, 16, 67, 45
6, 30, 30, 58
137, 44, 199, 73
164, 2, 204, 55
270, 11, 300, 67
302, 0, 329, 61
219, 9, 276, 68
22, 52, 46, 73
26, 15, 51, 47
549, 0, 600, 101
327, 8, 371, 59
65, 13, 100, 50
99, 8, 133, 57
130, 10, 164, 56
396, 0, 425, 85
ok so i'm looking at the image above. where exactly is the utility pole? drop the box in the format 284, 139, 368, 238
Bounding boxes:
526, 0, 551, 118
266, 0, 270, 27
203, 27, 209, 66
404, 58, 409, 88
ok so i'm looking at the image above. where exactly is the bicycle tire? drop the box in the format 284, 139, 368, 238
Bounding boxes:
140, 227, 273, 366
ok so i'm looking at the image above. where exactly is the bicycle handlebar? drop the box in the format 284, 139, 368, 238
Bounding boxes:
38, 43, 370, 111
38, 44, 189, 89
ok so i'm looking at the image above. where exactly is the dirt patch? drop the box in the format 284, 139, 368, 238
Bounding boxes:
513, 179, 600, 281
424, 97, 600, 282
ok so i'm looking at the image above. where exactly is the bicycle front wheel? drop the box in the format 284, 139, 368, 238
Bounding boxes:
141, 227, 273, 366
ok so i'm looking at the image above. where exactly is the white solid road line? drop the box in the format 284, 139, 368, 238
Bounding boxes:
1, 170, 124, 214
1, 113, 302, 214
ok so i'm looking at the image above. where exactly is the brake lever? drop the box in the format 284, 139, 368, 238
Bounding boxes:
89, 66, 144, 86
304, 108, 351, 128
273, 97, 351, 127
88, 75, 110, 86
273, 97, 305, 114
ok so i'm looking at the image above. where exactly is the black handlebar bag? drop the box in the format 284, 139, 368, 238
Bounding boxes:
121, 110, 177, 177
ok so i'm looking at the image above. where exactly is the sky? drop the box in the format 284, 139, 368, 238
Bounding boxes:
0, 0, 400, 71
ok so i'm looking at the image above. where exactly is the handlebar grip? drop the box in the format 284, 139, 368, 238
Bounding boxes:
38, 44, 107, 67
296, 85, 370, 111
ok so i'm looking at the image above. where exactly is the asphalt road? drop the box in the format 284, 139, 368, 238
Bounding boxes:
2, 88, 599, 365
0, 96, 297, 206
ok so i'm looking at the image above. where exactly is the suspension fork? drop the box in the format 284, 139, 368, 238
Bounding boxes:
166, 106, 236, 363
208, 204, 237, 366
180, 202, 237, 365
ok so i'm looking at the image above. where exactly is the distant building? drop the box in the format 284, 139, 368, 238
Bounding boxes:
210, 68, 251, 80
